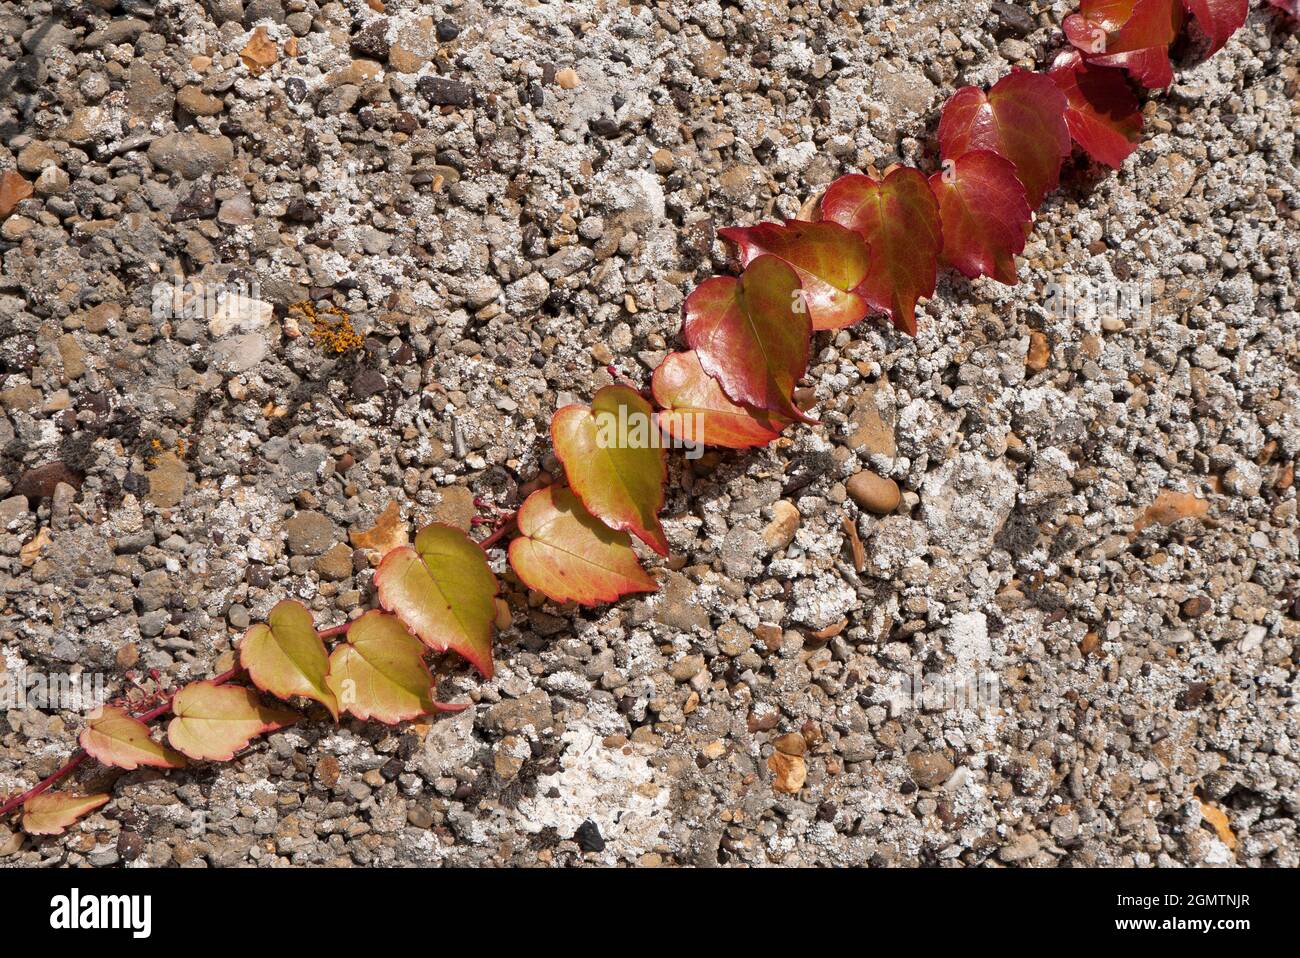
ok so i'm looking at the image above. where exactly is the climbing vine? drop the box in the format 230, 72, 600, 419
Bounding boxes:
0, 0, 1272, 837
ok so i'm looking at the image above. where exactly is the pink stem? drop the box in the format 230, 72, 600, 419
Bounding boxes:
317, 622, 352, 640
0, 666, 246, 820
0, 752, 89, 817
479, 515, 517, 551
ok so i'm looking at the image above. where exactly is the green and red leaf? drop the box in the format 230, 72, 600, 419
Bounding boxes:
374, 523, 499, 678
166, 681, 298, 762
1064, 0, 1184, 88
508, 486, 657, 606
928, 151, 1032, 285
325, 610, 465, 725
717, 220, 872, 330
682, 254, 814, 423
1182, 0, 1248, 55
551, 385, 669, 555
22, 792, 110, 836
938, 71, 1071, 207
239, 599, 338, 718
652, 351, 790, 449
80, 706, 187, 770
819, 168, 942, 336
1049, 49, 1144, 168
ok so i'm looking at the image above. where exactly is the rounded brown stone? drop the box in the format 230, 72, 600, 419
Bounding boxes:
846, 470, 900, 514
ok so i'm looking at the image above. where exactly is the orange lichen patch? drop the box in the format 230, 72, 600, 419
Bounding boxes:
1133, 490, 1209, 533
290, 301, 363, 354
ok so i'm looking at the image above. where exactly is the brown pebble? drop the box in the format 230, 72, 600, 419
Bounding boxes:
846, 470, 900, 514
1181, 596, 1212, 619
14, 461, 83, 499
754, 623, 783, 651
773, 732, 807, 756
906, 751, 954, 789
316, 755, 341, 788
1026, 331, 1050, 372
768, 750, 807, 793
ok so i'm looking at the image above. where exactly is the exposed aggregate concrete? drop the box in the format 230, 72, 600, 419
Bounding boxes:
0, 0, 1296, 866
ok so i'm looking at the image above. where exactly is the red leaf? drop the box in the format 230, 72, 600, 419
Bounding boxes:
819, 168, 941, 336
651, 351, 790, 449
1182, 0, 1248, 54
717, 220, 871, 330
682, 254, 815, 423
928, 151, 1032, 285
1269, 0, 1298, 20
938, 71, 1071, 207
1049, 50, 1144, 168
1064, 0, 1185, 88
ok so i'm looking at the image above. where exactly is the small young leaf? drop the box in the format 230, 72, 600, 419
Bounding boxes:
928, 151, 1032, 285
80, 705, 187, 770
325, 611, 464, 725
819, 168, 942, 336
682, 254, 814, 423
651, 351, 789, 449
374, 523, 499, 678
22, 792, 110, 836
1064, 0, 1184, 88
938, 71, 1071, 207
239, 599, 338, 718
508, 486, 657, 606
717, 220, 872, 330
166, 681, 298, 762
1049, 49, 1144, 168
551, 385, 669, 555
1182, 0, 1248, 55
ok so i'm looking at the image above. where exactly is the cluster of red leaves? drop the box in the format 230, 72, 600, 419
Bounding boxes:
3, 4, 1259, 838
501, 0, 1259, 618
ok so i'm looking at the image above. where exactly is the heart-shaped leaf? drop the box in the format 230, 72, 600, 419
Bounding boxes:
80, 705, 187, 770
652, 351, 790, 449
717, 220, 871, 330
508, 486, 657, 606
928, 151, 1032, 285
938, 71, 1071, 207
239, 599, 337, 718
1064, 0, 1184, 88
166, 681, 298, 762
1182, 0, 1247, 55
1049, 49, 1144, 168
325, 611, 465, 725
374, 523, 499, 678
682, 254, 814, 423
22, 792, 110, 836
819, 168, 942, 336
551, 385, 669, 555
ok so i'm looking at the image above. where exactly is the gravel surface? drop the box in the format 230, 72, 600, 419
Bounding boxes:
0, 0, 1297, 867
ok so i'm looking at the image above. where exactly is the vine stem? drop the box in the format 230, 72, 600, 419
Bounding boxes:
478, 514, 517, 550
316, 622, 352, 640
0, 665, 245, 820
